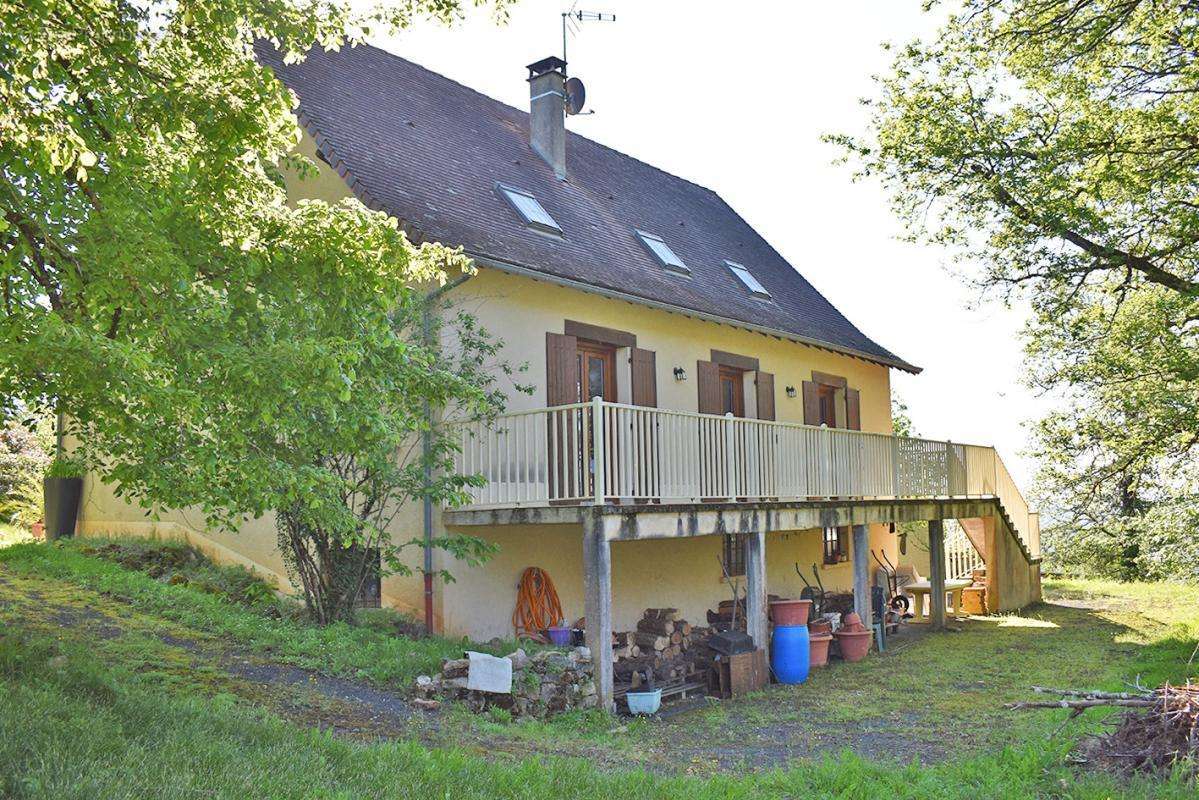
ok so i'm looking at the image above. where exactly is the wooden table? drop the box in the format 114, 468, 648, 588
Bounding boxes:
906, 579, 972, 622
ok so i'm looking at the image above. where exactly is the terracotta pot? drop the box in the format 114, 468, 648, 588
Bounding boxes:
842, 612, 863, 630
769, 598, 812, 627
808, 633, 833, 667
808, 619, 833, 636
834, 629, 873, 662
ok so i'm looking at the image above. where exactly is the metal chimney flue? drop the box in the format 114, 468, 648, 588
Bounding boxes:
527, 56, 567, 179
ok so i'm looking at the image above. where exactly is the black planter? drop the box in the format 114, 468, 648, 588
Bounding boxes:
43, 476, 83, 539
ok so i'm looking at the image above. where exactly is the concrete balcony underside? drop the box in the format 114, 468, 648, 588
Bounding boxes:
444, 495, 1037, 559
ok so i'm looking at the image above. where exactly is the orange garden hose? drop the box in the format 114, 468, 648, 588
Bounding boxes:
512, 566, 565, 640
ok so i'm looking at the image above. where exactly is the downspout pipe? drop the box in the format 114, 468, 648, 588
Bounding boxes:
421, 273, 473, 636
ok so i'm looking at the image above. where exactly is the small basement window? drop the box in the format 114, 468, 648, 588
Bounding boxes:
722, 532, 747, 578
635, 230, 690, 275
496, 183, 561, 234
823, 526, 849, 565
725, 260, 771, 298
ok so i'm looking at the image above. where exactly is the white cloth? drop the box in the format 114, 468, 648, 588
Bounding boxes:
466, 651, 513, 694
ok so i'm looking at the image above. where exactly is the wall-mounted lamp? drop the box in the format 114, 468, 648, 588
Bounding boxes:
673, 366, 687, 382
785, 385, 797, 398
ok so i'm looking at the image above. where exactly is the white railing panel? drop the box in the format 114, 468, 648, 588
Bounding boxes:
450, 401, 1039, 557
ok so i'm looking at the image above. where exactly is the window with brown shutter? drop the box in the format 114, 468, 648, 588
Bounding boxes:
802, 381, 821, 425
846, 388, 861, 431
696, 360, 722, 414
755, 371, 775, 421
545, 332, 578, 406
630, 347, 657, 407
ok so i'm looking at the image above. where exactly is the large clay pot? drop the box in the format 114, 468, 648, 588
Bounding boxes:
770, 599, 812, 627
808, 619, 833, 637
808, 633, 833, 668
835, 629, 873, 662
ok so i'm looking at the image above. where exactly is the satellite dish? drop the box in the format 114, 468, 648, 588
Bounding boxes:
565, 77, 586, 115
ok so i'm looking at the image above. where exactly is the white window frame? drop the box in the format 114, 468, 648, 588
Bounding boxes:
496, 182, 562, 235
725, 260, 771, 299
635, 229, 690, 275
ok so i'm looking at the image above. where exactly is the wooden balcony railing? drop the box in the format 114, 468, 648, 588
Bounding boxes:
451, 398, 1040, 557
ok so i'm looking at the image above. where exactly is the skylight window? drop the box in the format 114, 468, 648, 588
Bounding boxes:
635, 230, 690, 275
496, 183, 561, 234
725, 261, 771, 299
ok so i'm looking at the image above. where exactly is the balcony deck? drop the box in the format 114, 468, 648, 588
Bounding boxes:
451, 398, 1040, 557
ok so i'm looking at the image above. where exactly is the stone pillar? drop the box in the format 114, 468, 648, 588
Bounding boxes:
743, 531, 768, 653
928, 518, 946, 629
852, 524, 872, 628
582, 516, 613, 712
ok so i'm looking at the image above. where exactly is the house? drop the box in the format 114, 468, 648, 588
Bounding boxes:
76, 44, 1041, 710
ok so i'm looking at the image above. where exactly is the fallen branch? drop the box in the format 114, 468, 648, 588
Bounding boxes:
1008, 681, 1199, 777
1007, 699, 1156, 711
1031, 686, 1153, 701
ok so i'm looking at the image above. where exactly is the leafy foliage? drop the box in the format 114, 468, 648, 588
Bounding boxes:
2, 0, 518, 615
840, 2, 1199, 579
0, 414, 52, 526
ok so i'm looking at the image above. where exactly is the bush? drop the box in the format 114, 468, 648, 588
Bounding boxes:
0, 417, 52, 527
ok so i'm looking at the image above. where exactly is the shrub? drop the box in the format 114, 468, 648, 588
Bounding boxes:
0, 417, 52, 527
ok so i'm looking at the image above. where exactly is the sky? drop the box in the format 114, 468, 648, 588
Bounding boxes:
372, 0, 1050, 489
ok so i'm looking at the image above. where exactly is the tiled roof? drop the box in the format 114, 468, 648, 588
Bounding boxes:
258, 43, 919, 373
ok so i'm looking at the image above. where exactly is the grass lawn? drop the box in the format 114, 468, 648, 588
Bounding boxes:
1, 539, 1197, 798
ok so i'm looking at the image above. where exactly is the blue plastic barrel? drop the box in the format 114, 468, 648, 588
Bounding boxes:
770, 625, 810, 684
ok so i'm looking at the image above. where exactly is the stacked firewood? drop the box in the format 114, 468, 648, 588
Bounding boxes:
705, 595, 786, 630
613, 608, 715, 686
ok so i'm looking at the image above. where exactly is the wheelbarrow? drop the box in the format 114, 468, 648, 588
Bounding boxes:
795, 562, 826, 619
872, 549, 912, 618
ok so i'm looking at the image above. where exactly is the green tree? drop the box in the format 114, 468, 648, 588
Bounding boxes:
837, 1, 1199, 579
1, 0, 516, 615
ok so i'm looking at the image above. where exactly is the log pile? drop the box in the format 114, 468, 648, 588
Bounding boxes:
414, 647, 597, 719
1008, 682, 1199, 777
705, 594, 783, 630
613, 608, 715, 687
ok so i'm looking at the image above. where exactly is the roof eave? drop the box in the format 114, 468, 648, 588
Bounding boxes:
467, 252, 923, 375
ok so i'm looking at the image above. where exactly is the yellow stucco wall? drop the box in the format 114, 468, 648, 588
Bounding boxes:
451, 268, 893, 433
76, 456, 428, 619
77, 129, 902, 641
437, 522, 897, 641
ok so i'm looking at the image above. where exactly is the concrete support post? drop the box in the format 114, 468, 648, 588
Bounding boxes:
983, 515, 1001, 613
743, 531, 768, 652
582, 516, 614, 712
928, 518, 946, 629
851, 524, 872, 628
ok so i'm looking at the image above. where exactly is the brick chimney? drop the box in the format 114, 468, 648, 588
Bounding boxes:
527, 56, 567, 179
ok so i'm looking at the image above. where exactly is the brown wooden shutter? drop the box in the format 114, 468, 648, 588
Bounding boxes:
802, 381, 821, 425
697, 360, 721, 414
546, 332, 578, 406
846, 388, 861, 430
630, 348, 657, 407
755, 371, 775, 421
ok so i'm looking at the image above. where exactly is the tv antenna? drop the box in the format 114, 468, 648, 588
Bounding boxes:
561, 5, 615, 70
